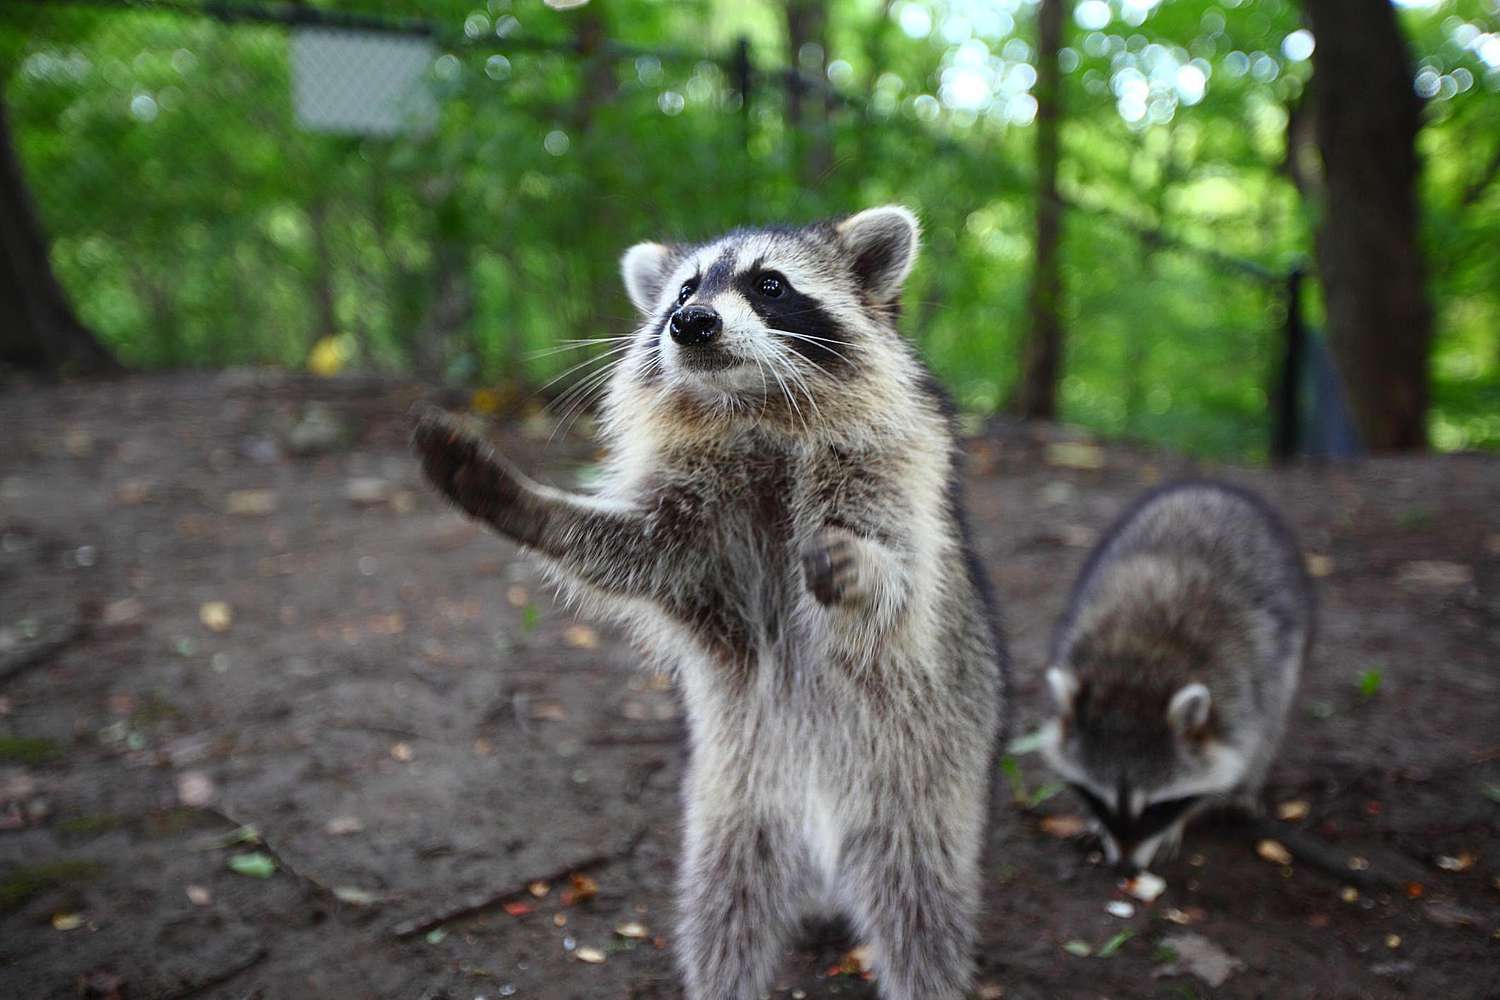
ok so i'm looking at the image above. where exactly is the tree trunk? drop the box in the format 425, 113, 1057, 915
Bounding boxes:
1302, 0, 1431, 450
1013, 0, 1064, 419
784, 0, 833, 187
0, 93, 119, 376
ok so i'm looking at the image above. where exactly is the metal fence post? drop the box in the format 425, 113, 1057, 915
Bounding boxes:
733, 36, 752, 155
1271, 266, 1306, 463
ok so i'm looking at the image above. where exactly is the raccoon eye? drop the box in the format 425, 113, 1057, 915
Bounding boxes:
756, 273, 785, 298
676, 279, 698, 306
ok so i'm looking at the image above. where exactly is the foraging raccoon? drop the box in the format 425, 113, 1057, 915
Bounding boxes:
412, 206, 1007, 1000
1039, 480, 1312, 873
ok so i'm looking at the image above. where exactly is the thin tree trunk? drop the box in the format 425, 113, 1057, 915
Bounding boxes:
0, 92, 118, 376
785, 0, 833, 187
1013, 0, 1064, 419
1302, 0, 1431, 450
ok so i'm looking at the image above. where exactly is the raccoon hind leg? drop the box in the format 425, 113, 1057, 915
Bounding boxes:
841, 820, 980, 1000
676, 817, 808, 1000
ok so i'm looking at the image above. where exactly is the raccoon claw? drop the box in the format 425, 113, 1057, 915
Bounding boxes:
410, 406, 522, 523
801, 529, 861, 606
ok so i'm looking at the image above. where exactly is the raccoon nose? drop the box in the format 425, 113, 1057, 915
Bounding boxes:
669, 305, 722, 347
1113, 857, 1141, 878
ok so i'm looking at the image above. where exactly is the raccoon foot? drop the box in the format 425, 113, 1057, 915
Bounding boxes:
801, 527, 864, 606
410, 406, 525, 527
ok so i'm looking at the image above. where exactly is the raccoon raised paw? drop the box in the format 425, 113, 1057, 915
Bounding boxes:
801, 527, 864, 606
410, 405, 524, 525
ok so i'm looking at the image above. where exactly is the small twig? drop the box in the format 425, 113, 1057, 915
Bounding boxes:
1243, 816, 1406, 891
202, 806, 352, 901
587, 728, 685, 747
0, 619, 86, 684
158, 946, 268, 1000
390, 826, 648, 940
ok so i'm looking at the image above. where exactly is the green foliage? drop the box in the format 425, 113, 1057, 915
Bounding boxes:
0, 859, 105, 912
0, 736, 63, 764
3, 0, 1497, 457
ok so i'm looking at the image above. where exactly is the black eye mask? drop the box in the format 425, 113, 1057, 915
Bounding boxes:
1068, 783, 1202, 847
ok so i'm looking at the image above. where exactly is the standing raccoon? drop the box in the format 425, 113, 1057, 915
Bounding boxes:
1039, 480, 1311, 873
412, 206, 1007, 1000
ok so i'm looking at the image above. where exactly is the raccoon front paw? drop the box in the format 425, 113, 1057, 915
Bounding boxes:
410, 405, 523, 524
801, 527, 863, 606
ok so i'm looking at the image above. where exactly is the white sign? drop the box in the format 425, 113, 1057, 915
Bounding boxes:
291, 27, 437, 137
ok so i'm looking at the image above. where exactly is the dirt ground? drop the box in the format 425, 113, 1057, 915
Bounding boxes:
0, 372, 1496, 1000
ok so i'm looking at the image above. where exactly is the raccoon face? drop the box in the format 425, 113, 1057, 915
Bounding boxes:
614, 206, 919, 423
1039, 667, 1246, 872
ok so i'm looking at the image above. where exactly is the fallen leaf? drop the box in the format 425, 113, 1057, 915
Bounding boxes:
826, 944, 875, 976
1395, 560, 1473, 591
1106, 900, 1135, 919
530, 702, 568, 722
1062, 940, 1092, 957
425, 928, 447, 945
102, 598, 146, 626
615, 921, 649, 939
1423, 900, 1479, 928
528, 880, 550, 898
175, 770, 216, 807
1124, 871, 1167, 903
562, 872, 598, 905
1097, 929, 1133, 957
1348, 856, 1370, 871
1164, 907, 1204, 925
345, 478, 392, 506
1045, 441, 1105, 470
185, 885, 211, 906
502, 901, 533, 917
116, 479, 153, 505
52, 912, 84, 931
198, 601, 233, 633
507, 585, 529, 608
1305, 554, 1334, 577
325, 815, 364, 835
1436, 852, 1475, 872
1041, 814, 1089, 838
1385, 934, 1402, 949
1276, 800, 1310, 822
227, 851, 277, 878
1006, 730, 1046, 756
1256, 839, 1293, 866
333, 886, 380, 906
1341, 887, 1359, 903
553, 913, 567, 927
63, 428, 93, 457
564, 624, 599, 649
574, 946, 606, 964
1153, 932, 1244, 988
390, 742, 413, 762
225, 490, 278, 516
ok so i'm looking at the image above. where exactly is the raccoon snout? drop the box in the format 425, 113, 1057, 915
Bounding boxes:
670, 305, 722, 346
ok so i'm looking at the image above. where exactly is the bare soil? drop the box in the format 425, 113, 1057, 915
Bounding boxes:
1, 372, 1496, 1000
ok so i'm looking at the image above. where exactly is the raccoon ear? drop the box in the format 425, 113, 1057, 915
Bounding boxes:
1046, 667, 1080, 717
620, 242, 673, 316
1167, 682, 1212, 736
836, 205, 921, 303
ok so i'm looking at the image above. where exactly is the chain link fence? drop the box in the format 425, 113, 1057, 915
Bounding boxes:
3, 0, 1330, 457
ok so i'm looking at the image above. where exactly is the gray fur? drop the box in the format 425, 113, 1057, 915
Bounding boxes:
413, 206, 1007, 1000
1040, 480, 1313, 871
